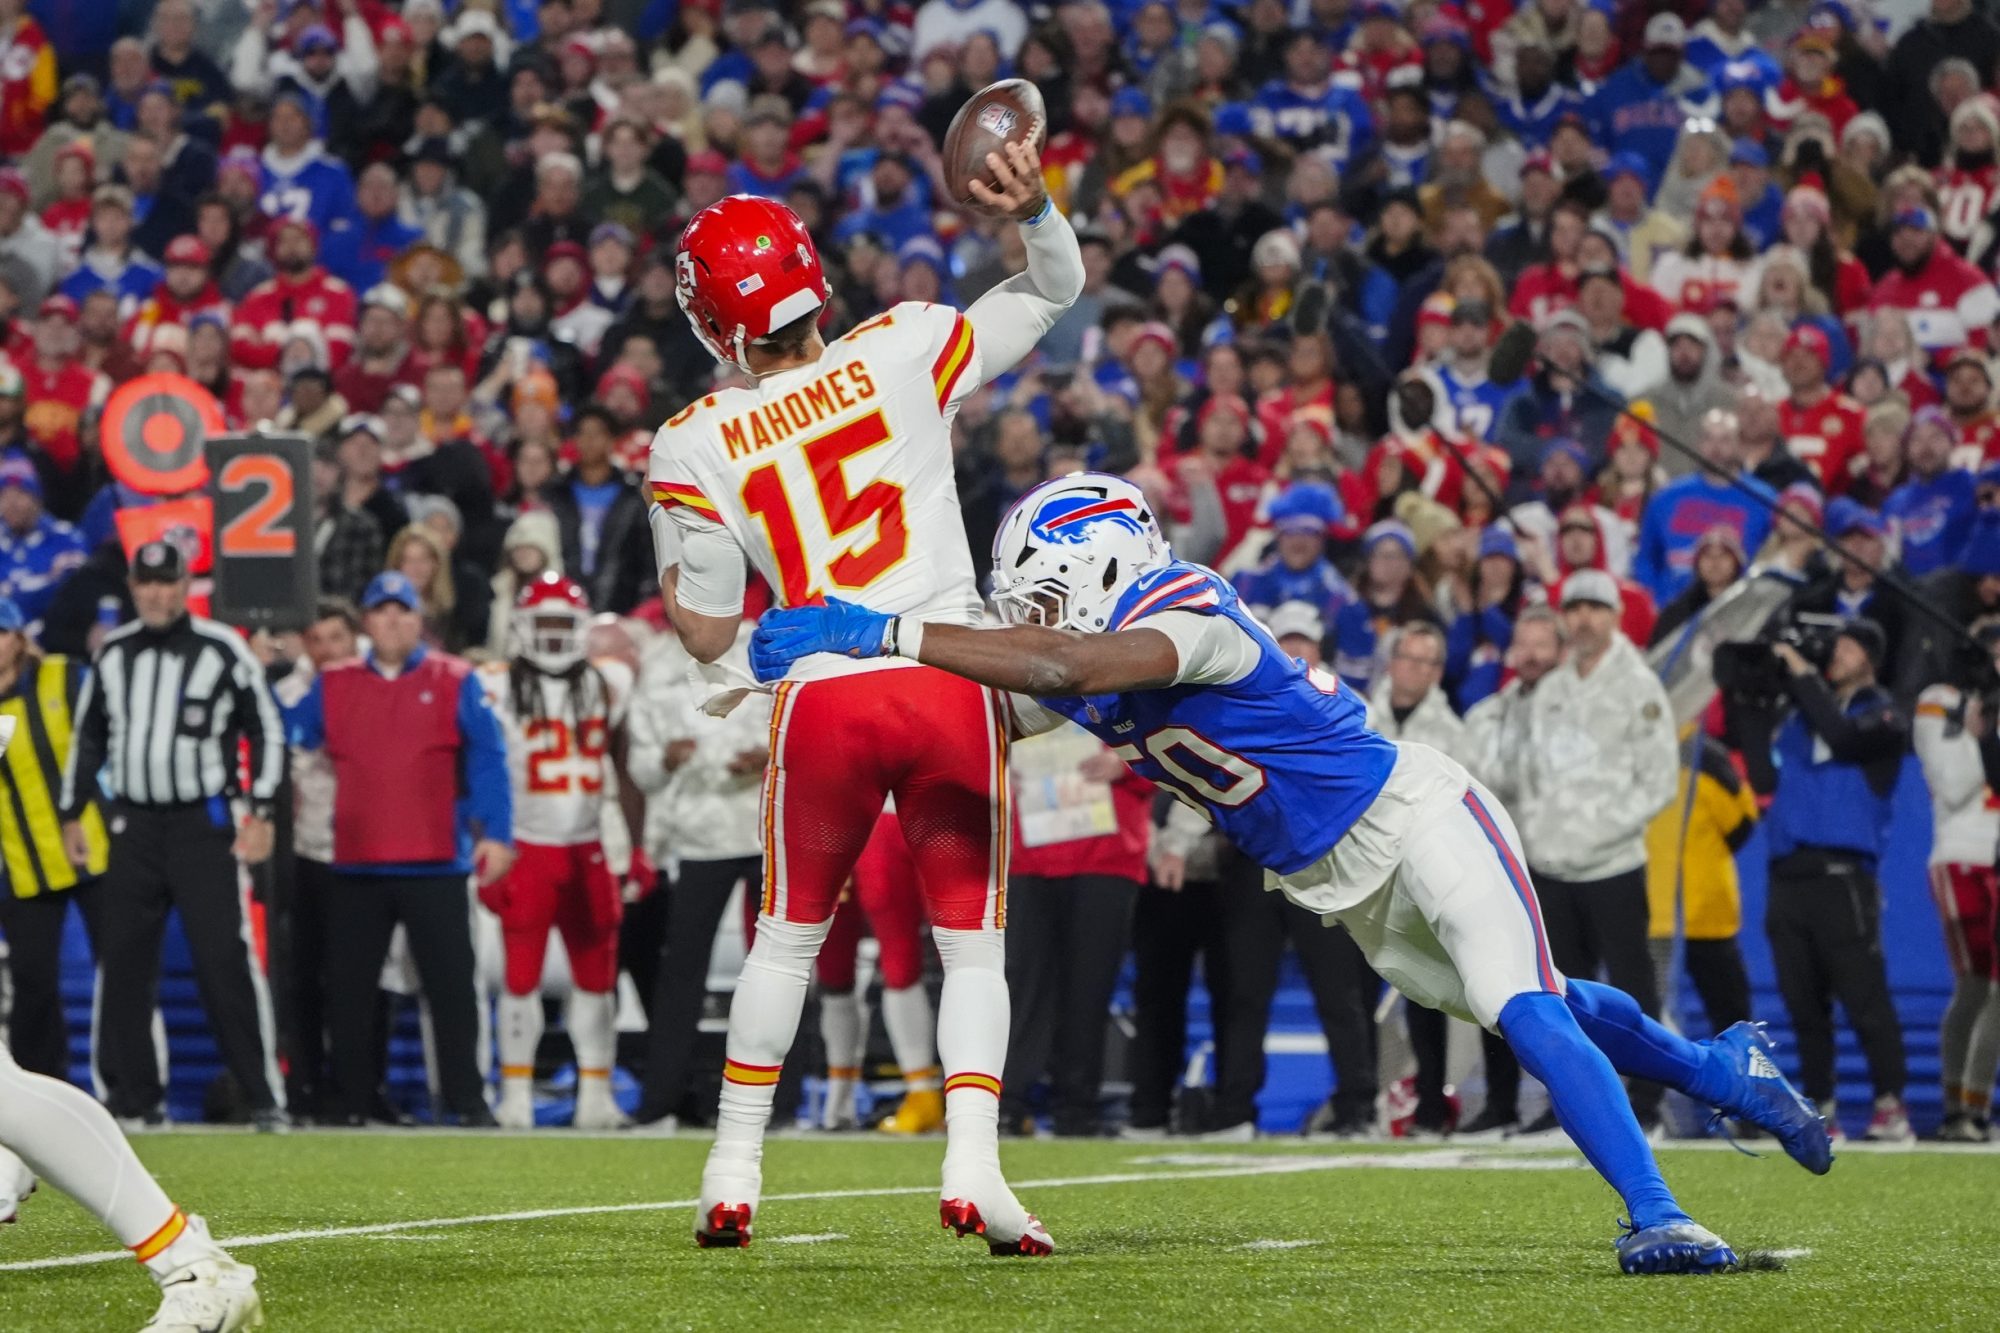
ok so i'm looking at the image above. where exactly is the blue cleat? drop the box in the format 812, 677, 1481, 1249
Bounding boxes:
1710, 1022, 1833, 1175
1616, 1218, 1739, 1275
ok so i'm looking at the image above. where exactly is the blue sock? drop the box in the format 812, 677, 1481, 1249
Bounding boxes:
1564, 979, 1735, 1108
1500, 992, 1683, 1230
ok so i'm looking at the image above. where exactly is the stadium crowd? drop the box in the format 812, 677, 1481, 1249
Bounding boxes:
4, 0, 2000, 1144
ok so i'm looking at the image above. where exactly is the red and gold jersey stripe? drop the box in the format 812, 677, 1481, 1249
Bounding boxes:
724, 1059, 783, 1087
943, 1071, 1002, 1098
131, 1208, 188, 1264
650, 479, 722, 522
931, 313, 975, 410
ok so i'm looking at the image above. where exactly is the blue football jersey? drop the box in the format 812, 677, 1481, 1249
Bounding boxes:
1434, 365, 1516, 443
1034, 563, 1398, 875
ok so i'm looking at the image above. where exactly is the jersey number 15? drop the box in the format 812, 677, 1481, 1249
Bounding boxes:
741, 408, 909, 604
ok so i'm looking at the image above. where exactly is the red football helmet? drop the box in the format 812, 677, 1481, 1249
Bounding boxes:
675, 195, 830, 372
513, 571, 591, 672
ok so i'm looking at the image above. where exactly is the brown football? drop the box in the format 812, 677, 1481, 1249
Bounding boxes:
941, 79, 1049, 215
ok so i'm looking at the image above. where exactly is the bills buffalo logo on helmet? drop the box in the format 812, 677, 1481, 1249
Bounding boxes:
1027, 491, 1150, 545
977, 104, 1018, 137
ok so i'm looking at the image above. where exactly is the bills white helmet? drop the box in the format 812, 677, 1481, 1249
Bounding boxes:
512, 571, 591, 672
991, 474, 1169, 632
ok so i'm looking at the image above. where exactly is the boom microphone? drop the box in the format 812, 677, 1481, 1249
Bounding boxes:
1488, 320, 1541, 386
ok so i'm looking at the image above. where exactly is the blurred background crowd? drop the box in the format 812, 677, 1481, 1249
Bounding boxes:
3, 0, 2000, 1144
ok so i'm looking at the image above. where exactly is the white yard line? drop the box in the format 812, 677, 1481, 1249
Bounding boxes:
1233, 1239, 1321, 1251
768, 1233, 849, 1244
0, 1150, 1520, 1273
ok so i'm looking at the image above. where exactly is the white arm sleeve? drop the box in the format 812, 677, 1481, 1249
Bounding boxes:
963, 206, 1084, 382
666, 507, 748, 618
1142, 611, 1262, 687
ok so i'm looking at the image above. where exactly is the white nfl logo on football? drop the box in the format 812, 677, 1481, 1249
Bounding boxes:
977, 104, 1017, 137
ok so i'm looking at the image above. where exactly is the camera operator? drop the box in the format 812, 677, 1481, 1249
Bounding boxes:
1730, 619, 1913, 1141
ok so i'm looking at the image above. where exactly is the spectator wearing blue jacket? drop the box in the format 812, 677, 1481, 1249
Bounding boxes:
1584, 13, 1716, 192
58, 185, 164, 321
1233, 484, 1357, 623
1447, 526, 1528, 710
0, 459, 85, 637
319, 163, 424, 295
1883, 407, 1977, 576
830, 152, 934, 252
283, 571, 512, 1127
1633, 407, 1777, 603
1332, 520, 1433, 693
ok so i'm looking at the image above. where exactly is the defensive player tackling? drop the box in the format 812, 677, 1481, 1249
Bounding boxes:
647, 135, 1080, 1251
750, 473, 1836, 1275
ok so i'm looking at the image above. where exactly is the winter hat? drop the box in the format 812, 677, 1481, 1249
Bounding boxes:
1268, 482, 1344, 534
1693, 524, 1746, 563
1362, 518, 1417, 560
1478, 525, 1520, 562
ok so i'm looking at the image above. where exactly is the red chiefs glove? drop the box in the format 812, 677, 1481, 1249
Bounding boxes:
476, 874, 511, 917
623, 851, 659, 903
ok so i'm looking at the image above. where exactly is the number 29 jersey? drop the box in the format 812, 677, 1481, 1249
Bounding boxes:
478, 660, 633, 847
647, 301, 987, 679
1026, 563, 1399, 875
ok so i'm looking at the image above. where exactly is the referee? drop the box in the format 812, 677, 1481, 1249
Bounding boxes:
59, 540, 288, 1130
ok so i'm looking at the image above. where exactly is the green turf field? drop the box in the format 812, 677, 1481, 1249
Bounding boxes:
1, 1133, 1995, 1331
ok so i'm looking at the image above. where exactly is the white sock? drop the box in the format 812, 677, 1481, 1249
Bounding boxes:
820, 988, 864, 1077
930, 927, 1009, 1170
498, 992, 543, 1089
713, 915, 832, 1161
880, 983, 940, 1090
566, 990, 618, 1079
0, 1045, 193, 1265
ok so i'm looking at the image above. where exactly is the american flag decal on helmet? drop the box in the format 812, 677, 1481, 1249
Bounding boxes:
736, 273, 765, 295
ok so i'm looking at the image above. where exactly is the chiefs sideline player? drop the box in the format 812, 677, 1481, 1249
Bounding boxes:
649, 138, 1079, 1253
479, 573, 646, 1130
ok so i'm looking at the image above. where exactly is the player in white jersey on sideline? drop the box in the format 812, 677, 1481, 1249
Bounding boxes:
0, 719, 262, 1331
478, 572, 645, 1130
646, 140, 1080, 1252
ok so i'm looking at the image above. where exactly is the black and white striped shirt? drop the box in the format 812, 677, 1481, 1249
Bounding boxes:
60, 614, 285, 816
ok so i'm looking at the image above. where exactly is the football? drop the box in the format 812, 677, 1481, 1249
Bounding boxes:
941, 78, 1049, 215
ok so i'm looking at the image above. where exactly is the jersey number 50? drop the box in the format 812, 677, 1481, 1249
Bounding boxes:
741, 409, 908, 604
1112, 726, 1267, 808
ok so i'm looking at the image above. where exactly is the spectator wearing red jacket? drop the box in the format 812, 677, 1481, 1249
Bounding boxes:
125, 236, 230, 360
1548, 502, 1657, 647
16, 295, 108, 517
1776, 324, 1868, 493
1870, 205, 2000, 364
230, 217, 357, 372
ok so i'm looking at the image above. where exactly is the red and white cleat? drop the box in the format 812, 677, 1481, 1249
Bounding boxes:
696, 1201, 755, 1249
695, 1151, 761, 1249
939, 1197, 1055, 1257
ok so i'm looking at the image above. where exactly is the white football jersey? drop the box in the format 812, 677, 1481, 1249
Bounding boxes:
480, 659, 634, 847
648, 301, 986, 678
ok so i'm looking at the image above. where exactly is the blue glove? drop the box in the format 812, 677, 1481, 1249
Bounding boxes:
749, 597, 893, 682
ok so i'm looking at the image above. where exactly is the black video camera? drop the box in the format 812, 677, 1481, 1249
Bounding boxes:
1713, 612, 1847, 709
